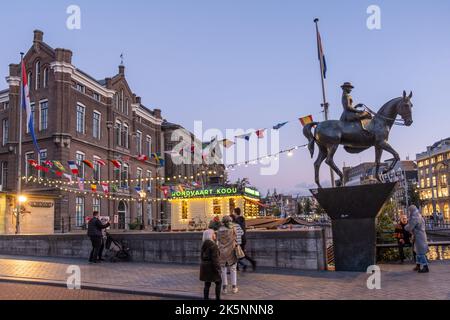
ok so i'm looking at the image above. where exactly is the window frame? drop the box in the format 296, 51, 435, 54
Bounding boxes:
76, 103, 86, 134
39, 100, 49, 131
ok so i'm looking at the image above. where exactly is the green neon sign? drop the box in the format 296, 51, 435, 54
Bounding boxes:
244, 188, 260, 197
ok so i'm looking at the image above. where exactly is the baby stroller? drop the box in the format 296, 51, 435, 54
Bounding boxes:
104, 232, 132, 262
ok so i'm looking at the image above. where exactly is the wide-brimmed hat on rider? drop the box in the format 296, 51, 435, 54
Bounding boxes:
341, 82, 354, 89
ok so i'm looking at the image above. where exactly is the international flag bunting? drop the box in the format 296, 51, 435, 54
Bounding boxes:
256, 129, 265, 139
177, 185, 185, 193
53, 161, 66, 172
91, 184, 97, 193
101, 183, 109, 194
192, 181, 200, 188
82, 160, 94, 169
28, 159, 38, 168
273, 122, 289, 130
109, 159, 121, 169
77, 178, 84, 191
222, 139, 235, 148
299, 115, 314, 127
121, 156, 131, 162
111, 184, 119, 193
160, 186, 170, 198
137, 155, 149, 162
44, 160, 53, 168
21, 58, 40, 152
68, 161, 79, 175
316, 26, 327, 79
135, 186, 142, 193
96, 159, 107, 166
158, 158, 165, 167
63, 174, 73, 183
54, 171, 63, 177
236, 133, 251, 141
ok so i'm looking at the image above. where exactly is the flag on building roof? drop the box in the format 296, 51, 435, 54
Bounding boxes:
82, 160, 95, 169
68, 161, 79, 175
273, 122, 289, 130
299, 115, 314, 127
109, 159, 121, 169
21, 58, 40, 152
52, 161, 66, 172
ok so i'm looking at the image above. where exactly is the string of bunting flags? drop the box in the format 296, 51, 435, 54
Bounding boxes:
196, 113, 318, 151
225, 143, 309, 170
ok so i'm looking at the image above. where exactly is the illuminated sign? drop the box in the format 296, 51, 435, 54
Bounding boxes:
29, 201, 54, 208
244, 188, 260, 197
171, 187, 238, 199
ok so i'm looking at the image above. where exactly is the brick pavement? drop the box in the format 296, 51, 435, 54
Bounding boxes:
0, 282, 163, 300
0, 255, 449, 300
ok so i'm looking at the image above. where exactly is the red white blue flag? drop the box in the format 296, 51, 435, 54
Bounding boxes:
21, 59, 40, 151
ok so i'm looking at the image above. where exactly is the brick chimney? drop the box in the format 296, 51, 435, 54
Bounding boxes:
135, 96, 142, 104
119, 65, 125, 75
55, 48, 73, 64
154, 109, 162, 119
34, 30, 44, 43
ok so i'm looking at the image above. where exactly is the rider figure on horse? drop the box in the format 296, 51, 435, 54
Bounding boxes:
339, 82, 372, 130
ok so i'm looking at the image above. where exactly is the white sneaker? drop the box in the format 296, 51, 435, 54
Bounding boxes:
222, 286, 228, 294
232, 286, 239, 294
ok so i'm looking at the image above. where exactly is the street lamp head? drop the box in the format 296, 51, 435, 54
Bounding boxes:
18, 195, 27, 204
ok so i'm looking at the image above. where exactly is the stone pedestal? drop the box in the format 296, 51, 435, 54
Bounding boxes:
311, 183, 396, 272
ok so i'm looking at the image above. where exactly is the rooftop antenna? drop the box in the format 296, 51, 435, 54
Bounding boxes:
120, 53, 124, 65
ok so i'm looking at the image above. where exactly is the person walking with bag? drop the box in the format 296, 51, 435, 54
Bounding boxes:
405, 205, 430, 273
217, 215, 239, 294
234, 208, 256, 271
200, 228, 222, 300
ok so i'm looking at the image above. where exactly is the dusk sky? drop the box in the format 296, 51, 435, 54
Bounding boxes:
1, 0, 450, 195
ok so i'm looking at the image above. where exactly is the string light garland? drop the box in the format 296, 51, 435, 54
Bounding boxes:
22, 176, 169, 202
225, 144, 309, 170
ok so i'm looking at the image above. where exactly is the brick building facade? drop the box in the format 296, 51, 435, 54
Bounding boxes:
0, 30, 165, 232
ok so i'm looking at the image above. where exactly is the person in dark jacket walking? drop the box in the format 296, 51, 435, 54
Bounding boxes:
234, 208, 256, 271
394, 215, 414, 263
200, 229, 222, 300
87, 211, 110, 263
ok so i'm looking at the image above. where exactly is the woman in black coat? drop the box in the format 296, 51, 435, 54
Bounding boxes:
200, 229, 222, 300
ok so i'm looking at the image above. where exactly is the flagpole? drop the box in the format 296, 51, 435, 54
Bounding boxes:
314, 18, 336, 187
16, 53, 24, 234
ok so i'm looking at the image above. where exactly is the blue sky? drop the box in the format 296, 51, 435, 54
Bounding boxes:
1, 0, 450, 195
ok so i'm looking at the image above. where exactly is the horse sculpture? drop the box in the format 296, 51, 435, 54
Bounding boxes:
303, 91, 414, 188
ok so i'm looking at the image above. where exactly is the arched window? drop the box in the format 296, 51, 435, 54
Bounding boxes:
115, 120, 122, 146
35, 61, 41, 90
43, 67, 49, 88
120, 90, 124, 113
27, 72, 32, 90
123, 123, 129, 148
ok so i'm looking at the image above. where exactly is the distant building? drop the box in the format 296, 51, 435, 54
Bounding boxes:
262, 190, 298, 217
416, 138, 450, 219
341, 159, 417, 216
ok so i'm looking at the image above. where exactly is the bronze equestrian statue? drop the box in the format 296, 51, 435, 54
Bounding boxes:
303, 83, 413, 188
